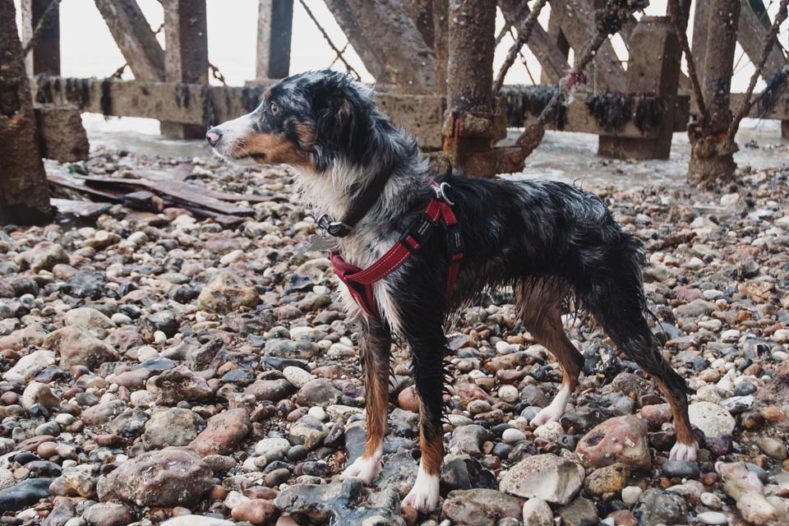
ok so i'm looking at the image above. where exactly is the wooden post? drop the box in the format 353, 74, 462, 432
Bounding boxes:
160, 0, 209, 139
687, 0, 740, 187
256, 0, 293, 80
540, 2, 570, 84
598, 16, 682, 160
94, 0, 165, 81
442, 0, 509, 176
0, 0, 53, 225
20, 0, 60, 76
432, 0, 449, 96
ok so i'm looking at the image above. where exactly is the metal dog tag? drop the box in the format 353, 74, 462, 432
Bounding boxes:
307, 234, 339, 252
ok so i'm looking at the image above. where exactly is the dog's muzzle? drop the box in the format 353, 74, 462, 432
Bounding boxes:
206, 128, 223, 147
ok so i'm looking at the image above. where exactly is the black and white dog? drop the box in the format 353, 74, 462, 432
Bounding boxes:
207, 70, 697, 513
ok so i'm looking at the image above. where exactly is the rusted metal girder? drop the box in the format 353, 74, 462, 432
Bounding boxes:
0, 0, 52, 225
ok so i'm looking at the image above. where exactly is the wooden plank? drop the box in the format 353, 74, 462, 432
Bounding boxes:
30, 77, 446, 149
691, 92, 789, 120
503, 87, 690, 138
47, 170, 125, 202
161, 0, 209, 139
51, 198, 112, 219
93, 0, 165, 81
324, 0, 436, 93
498, 0, 571, 84
256, 0, 293, 80
80, 176, 255, 216
134, 170, 283, 202
20, 0, 60, 76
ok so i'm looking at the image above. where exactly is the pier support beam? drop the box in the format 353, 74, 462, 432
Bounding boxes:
20, 0, 60, 76
161, 0, 209, 139
598, 17, 682, 160
256, 0, 293, 80
688, 0, 740, 187
0, 0, 53, 225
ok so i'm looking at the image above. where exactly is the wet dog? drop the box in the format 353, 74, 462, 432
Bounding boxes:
207, 70, 697, 513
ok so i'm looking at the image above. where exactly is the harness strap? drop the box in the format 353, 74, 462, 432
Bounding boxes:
331, 185, 464, 319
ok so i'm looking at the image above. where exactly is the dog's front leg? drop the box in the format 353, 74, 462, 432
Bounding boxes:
401, 324, 445, 514
340, 316, 391, 484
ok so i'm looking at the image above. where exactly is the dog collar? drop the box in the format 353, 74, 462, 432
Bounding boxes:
318, 166, 393, 238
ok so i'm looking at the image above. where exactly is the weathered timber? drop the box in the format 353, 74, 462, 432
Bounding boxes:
498, 0, 570, 84
540, 0, 626, 91
737, 0, 785, 78
432, 0, 449, 95
0, 0, 53, 225
93, 0, 165, 81
509, 88, 690, 138
50, 198, 112, 219
688, 0, 740, 188
47, 169, 124, 202
20, 0, 60, 76
34, 104, 90, 162
443, 0, 508, 177
598, 17, 682, 160
537, 0, 571, 84
30, 77, 446, 149
81, 176, 255, 216
403, 0, 434, 48
161, 0, 209, 139
134, 170, 282, 203
324, 0, 436, 93
256, 0, 293, 80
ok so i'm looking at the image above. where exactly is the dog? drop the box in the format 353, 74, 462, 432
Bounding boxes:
206, 70, 698, 513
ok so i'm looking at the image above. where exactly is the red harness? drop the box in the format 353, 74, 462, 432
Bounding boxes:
330, 183, 463, 319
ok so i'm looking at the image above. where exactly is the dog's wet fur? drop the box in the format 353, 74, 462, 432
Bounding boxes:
208, 70, 698, 513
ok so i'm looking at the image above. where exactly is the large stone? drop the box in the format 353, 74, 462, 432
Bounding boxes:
21, 381, 60, 411
584, 463, 630, 496
15, 241, 68, 272
189, 408, 250, 456
558, 497, 598, 526
295, 378, 341, 406
96, 447, 213, 507
2, 349, 56, 382
161, 516, 234, 526
522, 498, 553, 526
63, 307, 115, 339
499, 454, 584, 505
146, 365, 214, 405
688, 402, 736, 439
43, 326, 119, 370
274, 479, 404, 525
0, 478, 54, 511
575, 415, 651, 469
244, 378, 296, 401
143, 408, 204, 449
197, 271, 259, 313
82, 502, 133, 526
442, 488, 523, 526
632, 488, 688, 525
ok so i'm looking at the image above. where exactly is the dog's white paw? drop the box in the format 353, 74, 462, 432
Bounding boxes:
529, 404, 564, 426
401, 467, 440, 514
669, 440, 698, 462
340, 453, 382, 485
529, 385, 570, 426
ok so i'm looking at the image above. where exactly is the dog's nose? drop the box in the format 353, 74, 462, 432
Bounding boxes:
206, 128, 223, 147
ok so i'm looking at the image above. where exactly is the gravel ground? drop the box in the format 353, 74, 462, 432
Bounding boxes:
0, 150, 787, 526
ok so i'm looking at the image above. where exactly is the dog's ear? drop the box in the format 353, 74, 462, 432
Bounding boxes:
308, 75, 365, 168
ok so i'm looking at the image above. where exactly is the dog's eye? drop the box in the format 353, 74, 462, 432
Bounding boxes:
269, 102, 280, 115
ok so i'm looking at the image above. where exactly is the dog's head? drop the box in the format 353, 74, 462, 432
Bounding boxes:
207, 70, 377, 172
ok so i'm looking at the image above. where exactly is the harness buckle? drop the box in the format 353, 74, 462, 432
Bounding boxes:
317, 214, 352, 237
433, 181, 455, 205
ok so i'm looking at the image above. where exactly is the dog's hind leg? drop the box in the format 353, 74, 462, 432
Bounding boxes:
400, 321, 446, 513
517, 280, 584, 426
581, 242, 698, 461
340, 316, 391, 484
